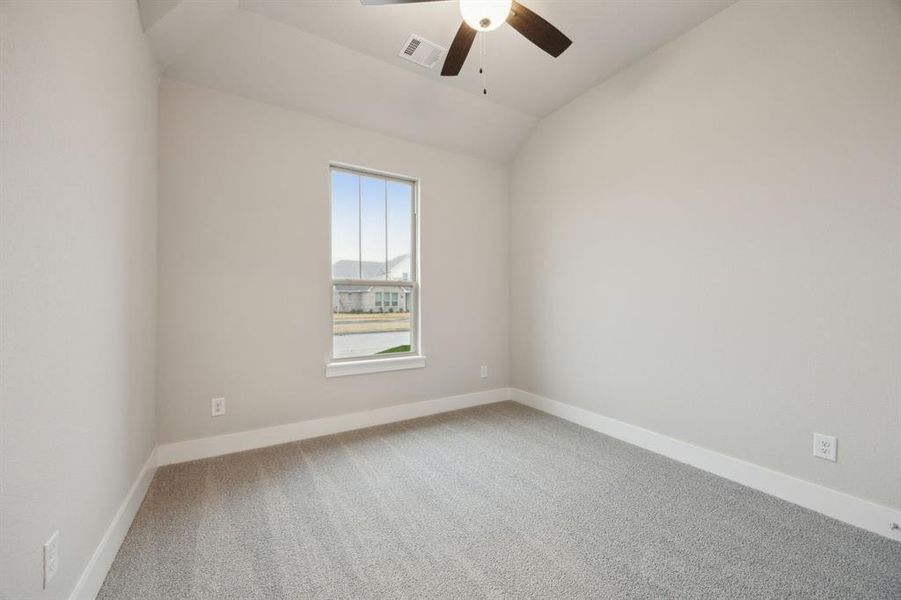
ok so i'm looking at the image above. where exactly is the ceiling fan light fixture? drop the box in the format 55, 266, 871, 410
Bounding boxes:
459, 0, 512, 32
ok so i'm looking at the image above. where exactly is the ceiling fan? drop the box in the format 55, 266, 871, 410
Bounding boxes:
361, 0, 572, 77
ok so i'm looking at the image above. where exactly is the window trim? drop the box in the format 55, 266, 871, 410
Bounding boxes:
326, 162, 423, 376
326, 354, 426, 378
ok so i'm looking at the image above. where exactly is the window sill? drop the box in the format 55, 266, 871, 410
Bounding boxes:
325, 355, 426, 378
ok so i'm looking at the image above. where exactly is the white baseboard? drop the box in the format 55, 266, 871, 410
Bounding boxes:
68, 385, 895, 600
69, 448, 158, 600
511, 388, 901, 542
158, 387, 512, 466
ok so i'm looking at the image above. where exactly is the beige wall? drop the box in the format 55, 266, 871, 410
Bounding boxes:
510, 0, 901, 509
4, 6, 898, 598
157, 80, 509, 444
0, 2, 159, 599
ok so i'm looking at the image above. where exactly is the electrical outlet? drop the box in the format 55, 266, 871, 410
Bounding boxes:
211, 397, 226, 417
813, 433, 837, 462
43, 530, 59, 588
480, 365, 488, 378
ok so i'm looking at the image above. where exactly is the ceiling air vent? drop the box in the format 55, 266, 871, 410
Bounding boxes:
398, 34, 445, 69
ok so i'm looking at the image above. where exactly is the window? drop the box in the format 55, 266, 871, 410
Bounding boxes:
328, 165, 421, 375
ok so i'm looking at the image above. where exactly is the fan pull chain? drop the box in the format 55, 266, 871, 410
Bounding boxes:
479, 32, 487, 95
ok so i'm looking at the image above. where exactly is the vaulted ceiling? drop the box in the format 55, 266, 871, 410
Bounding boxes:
138, 0, 735, 162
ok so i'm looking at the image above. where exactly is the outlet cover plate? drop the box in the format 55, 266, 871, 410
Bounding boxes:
813, 433, 837, 462
211, 397, 226, 417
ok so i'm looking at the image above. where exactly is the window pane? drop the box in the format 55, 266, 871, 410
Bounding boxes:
333, 284, 412, 359
360, 176, 387, 279
386, 180, 413, 282
331, 170, 360, 279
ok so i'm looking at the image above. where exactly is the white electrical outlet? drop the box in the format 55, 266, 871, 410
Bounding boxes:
43, 530, 59, 588
480, 365, 488, 378
211, 397, 226, 417
813, 433, 837, 462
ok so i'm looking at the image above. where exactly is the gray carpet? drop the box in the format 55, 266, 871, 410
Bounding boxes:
98, 402, 901, 599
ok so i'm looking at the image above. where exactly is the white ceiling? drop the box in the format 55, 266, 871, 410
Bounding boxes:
139, 0, 735, 162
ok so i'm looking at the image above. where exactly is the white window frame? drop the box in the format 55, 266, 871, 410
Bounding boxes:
326, 162, 424, 377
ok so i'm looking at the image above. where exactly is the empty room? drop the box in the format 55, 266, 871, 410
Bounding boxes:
2, 0, 900, 598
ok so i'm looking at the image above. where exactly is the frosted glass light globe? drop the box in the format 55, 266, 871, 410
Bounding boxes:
459, 0, 512, 32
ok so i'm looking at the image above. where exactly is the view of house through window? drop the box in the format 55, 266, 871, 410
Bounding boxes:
331, 166, 416, 359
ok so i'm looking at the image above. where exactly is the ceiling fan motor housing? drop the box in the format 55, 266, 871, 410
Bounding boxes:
460, 0, 512, 32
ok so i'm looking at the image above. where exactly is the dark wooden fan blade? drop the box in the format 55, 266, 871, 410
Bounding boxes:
441, 21, 477, 76
359, 0, 447, 5
507, 0, 572, 58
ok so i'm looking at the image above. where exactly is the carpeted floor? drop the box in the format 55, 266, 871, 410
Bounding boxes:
98, 401, 901, 599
